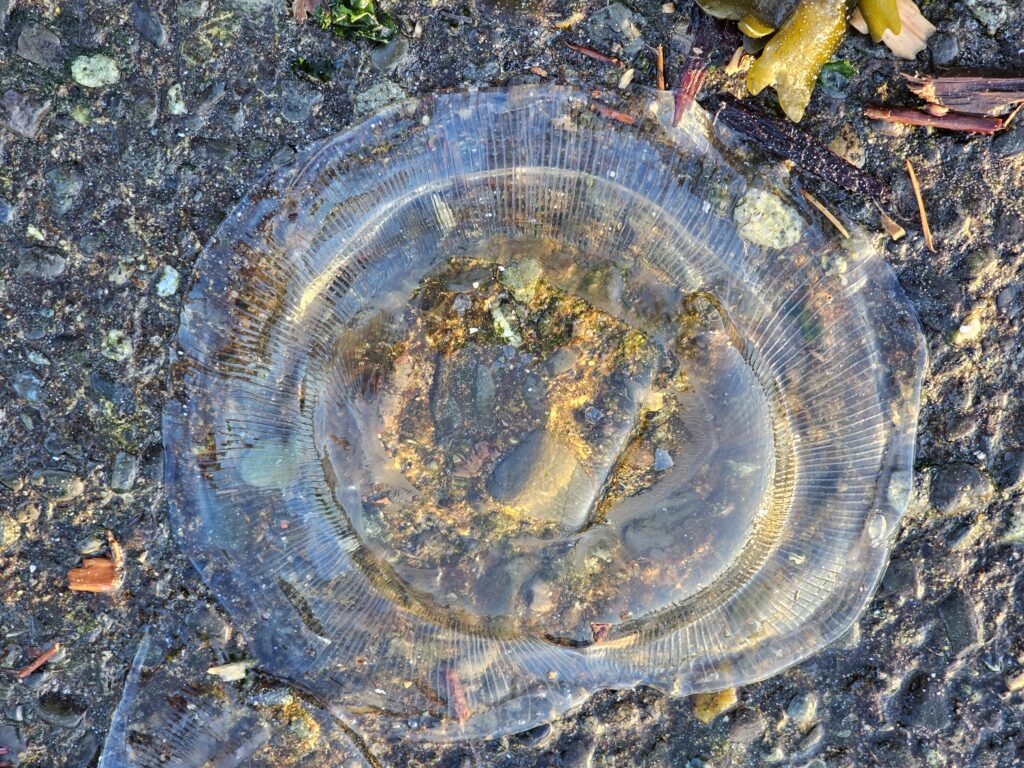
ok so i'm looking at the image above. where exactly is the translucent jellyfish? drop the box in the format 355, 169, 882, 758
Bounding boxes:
163, 86, 926, 741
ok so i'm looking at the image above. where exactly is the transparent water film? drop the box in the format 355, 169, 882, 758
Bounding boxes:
163, 86, 926, 741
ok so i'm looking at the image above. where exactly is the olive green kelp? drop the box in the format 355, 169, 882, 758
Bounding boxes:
696, 0, 904, 121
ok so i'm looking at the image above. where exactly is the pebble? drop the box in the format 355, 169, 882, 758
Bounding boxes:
785, 692, 817, 728
895, 670, 950, 730
13, 370, 43, 402
2, 89, 52, 138
155, 264, 180, 296
45, 165, 84, 216
131, 1, 167, 46
938, 591, 982, 656
653, 448, 674, 471
165, 83, 187, 115
692, 688, 737, 723
31, 469, 85, 501
993, 450, 1024, 490
16, 247, 65, 277
354, 80, 406, 116
110, 452, 139, 492
16, 24, 63, 69
101, 329, 133, 361
930, 32, 960, 67
279, 86, 322, 123
726, 707, 766, 745
247, 687, 294, 707
828, 124, 865, 168
500, 257, 543, 303
35, 692, 86, 729
733, 188, 802, 249
0, 516, 20, 550
993, 121, 1024, 159
586, 3, 644, 58
929, 463, 992, 516
177, 0, 209, 16
71, 54, 121, 88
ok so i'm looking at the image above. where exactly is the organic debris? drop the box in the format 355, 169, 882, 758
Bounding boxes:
445, 666, 470, 722
875, 203, 907, 241
655, 44, 666, 91
706, 94, 888, 201
801, 189, 850, 239
0, 643, 61, 679
207, 660, 255, 682
292, 0, 323, 23
68, 531, 124, 593
674, 5, 735, 125
850, 0, 935, 59
565, 42, 624, 69
317, 0, 396, 43
591, 100, 636, 125
903, 72, 1024, 118
904, 159, 936, 253
864, 106, 1006, 134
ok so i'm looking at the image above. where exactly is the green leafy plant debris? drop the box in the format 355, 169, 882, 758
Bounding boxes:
318, 0, 397, 43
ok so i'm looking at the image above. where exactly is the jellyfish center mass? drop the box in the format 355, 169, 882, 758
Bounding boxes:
314, 238, 777, 645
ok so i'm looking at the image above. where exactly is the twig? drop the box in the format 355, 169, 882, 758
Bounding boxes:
565, 41, 625, 69
904, 159, 936, 253
801, 189, 850, 239
0, 643, 62, 679
655, 44, 666, 91
706, 94, 889, 201
445, 666, 470, 722
865, 106, 1005, 134
591, 100, 636, 125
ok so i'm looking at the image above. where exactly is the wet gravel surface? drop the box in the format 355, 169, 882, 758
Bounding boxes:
1, 0, 1023, 765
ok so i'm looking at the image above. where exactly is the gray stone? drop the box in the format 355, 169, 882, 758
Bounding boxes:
993, 450, 1024, 490
16, 247, 66, 277
279, 86, 322, 123
929, 463, 992, 516
45, 165, 83, 216
939, 591, 982, 655
13, 370, 43, 402
881, 556, 922, 599
929, 33, 959, 67
131, 2, 167, 46
654, 448, 674, 471
997, 285, 1020, 317
0, 197, 15, 225
965, 0, 1007, 34
354, 80, 406, 116
0, 0, 11, 30
16, 24, 62, 69
992, 122, 1024, 158
2, 89, 52, 139
726, 707, 766, 745
110, 452, 139, 492
36, 692, 86, 729
895, 671, 950, 730
586, 3, 644, 58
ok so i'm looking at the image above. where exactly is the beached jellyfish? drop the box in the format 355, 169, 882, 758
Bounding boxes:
163, 86, 925, 741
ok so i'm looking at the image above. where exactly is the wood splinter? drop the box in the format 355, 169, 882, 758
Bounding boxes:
800, 189, 850, 239
565, 41, 625, 69
68, 530, 124, 593
904, 159, 936, 253
865, 106, 1005, 134
1, 642, 61, 679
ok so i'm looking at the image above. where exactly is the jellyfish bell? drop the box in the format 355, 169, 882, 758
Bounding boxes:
163, 86, 925, 741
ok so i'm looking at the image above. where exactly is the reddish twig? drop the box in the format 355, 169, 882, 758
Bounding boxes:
591, 100, 636, 125
865, 106, 1005, 134
445, 666, 470, 722
0, 643, 61, 679
655, 44, 666, 91
565, 41, 625, 69
673, 5, 735, 125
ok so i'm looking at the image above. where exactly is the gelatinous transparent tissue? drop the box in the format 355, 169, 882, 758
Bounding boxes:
163, 86, 925, 741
